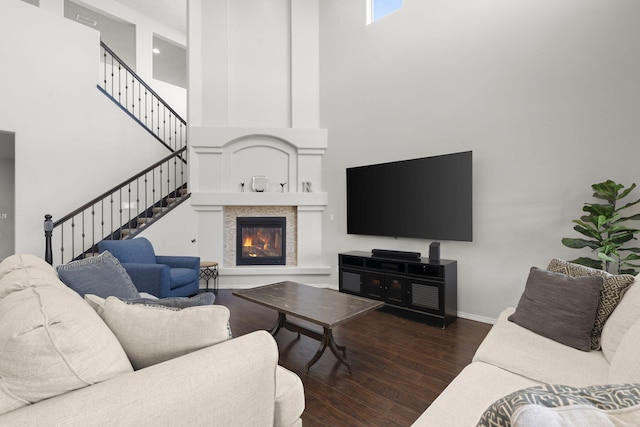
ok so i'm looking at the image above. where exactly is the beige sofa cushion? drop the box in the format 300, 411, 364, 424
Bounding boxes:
473, 308, 610, 386
88, 296, 231, 369
411, 362, 540, 427
608, 316, 640, 383
275, 366, 305, 427
601, 278, 640, 363
0, 255, 133, 416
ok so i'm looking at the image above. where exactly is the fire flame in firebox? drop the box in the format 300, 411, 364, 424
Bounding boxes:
243, 236, 258, 257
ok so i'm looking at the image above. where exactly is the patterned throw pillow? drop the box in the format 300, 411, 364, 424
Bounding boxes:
477, 383, 640, 427
547, 258, 635, 350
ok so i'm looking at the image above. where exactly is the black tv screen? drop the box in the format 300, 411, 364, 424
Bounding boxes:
346, 151, 472, 242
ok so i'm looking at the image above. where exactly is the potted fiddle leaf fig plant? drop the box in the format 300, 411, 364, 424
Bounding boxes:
562, 179, 640, 274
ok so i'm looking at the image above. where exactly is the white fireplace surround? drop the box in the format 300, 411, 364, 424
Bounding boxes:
189, 127, 331, 287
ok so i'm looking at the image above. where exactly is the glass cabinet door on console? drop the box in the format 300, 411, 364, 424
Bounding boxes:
384, 276, 406, 306
363, 272, 384, 300
363, 272, 406, 305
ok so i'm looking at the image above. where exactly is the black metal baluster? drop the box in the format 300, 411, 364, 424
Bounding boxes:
152, 169, 157, 216
102, 47, 107, 91
144, 89, 148, 128
110, 193, 114, 240
118, 64, 122, 104
60, 223, 65, 265
70, 217, 75, 263
118, 188, 123, 239
156, 99, 161, 138
81, 211, 86, 258
110, 53, 115, 100
101, 200, 105, 244
135, 177, 140, 230
168, 111, 173, 151
144, 173, 149, 222
91, 205, 96, 256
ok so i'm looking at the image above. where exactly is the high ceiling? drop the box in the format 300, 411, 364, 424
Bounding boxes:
112, 0, 186, 33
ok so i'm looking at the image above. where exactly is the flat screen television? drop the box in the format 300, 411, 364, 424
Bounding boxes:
346, 151, 472, 242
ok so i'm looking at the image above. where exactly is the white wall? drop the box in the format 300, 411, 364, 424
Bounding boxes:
0, 1, 171, 256
319, 0, 640, 321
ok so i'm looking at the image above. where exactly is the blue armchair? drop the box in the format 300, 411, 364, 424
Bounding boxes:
97, 237, 200, 298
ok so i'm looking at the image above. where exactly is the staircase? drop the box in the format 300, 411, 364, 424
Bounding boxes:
44, 42, 188, 265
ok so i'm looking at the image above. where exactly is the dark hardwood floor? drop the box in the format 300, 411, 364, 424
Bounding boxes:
214, 289, 492, 427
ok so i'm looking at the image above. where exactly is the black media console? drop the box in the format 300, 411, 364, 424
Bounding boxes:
338, 251, 457, 328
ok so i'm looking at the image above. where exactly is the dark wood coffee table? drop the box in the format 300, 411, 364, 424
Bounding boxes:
233, 281, 384, 373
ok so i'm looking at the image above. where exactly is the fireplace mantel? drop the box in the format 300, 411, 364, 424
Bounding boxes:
191, 192, 328, 209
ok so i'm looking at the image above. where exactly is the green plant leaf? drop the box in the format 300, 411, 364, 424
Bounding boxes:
620, 247, 640, 253
618, 212, 640, 222
609, 234, 636, 245
592, 180, 624, 204
583, 204, 614, 218
562, 238, 600, 250
572, 224, 602, 240
607, 225, 640, 234
598, 252, 616, 263
569, 257, 604, 269
617, 182, 637, 200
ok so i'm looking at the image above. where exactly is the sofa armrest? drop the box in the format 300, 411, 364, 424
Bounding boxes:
0, 331, 280, 426
156, 255, 200, 271
121, 262, 170, 296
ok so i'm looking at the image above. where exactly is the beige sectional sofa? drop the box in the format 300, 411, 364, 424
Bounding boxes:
0, 254, 304, 426
413, 260, 640, 426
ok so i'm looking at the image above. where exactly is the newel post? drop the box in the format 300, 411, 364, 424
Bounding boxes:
44, 214, 53, 265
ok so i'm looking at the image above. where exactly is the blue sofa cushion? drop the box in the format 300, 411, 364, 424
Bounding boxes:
169, 268, 199, 289
98, 238, 157, 264
56, 251, 140, 299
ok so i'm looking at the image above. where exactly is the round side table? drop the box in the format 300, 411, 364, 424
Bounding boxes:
199, 261, 219, 294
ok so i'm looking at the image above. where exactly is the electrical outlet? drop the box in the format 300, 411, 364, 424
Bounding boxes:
0, 213, 7, 219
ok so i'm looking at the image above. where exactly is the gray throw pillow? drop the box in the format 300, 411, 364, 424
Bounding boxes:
122, 292, 215, 309
508, 267, 603, 351
56, 251, 140, 299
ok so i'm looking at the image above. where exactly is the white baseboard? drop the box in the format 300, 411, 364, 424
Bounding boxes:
457, 311, 497, 325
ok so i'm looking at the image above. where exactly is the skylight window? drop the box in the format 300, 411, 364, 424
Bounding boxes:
367, 0, 402, 24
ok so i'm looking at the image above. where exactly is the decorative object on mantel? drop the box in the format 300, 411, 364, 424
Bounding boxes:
252, 176, 268, 192
280, 182, 287, 192
562, 179, 640, 274
302, 182, 312, 192
240, 183, 245, 192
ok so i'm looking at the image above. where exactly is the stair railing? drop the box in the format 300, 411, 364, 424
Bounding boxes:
44, 147, 188, 265
98, 41, 186, 155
